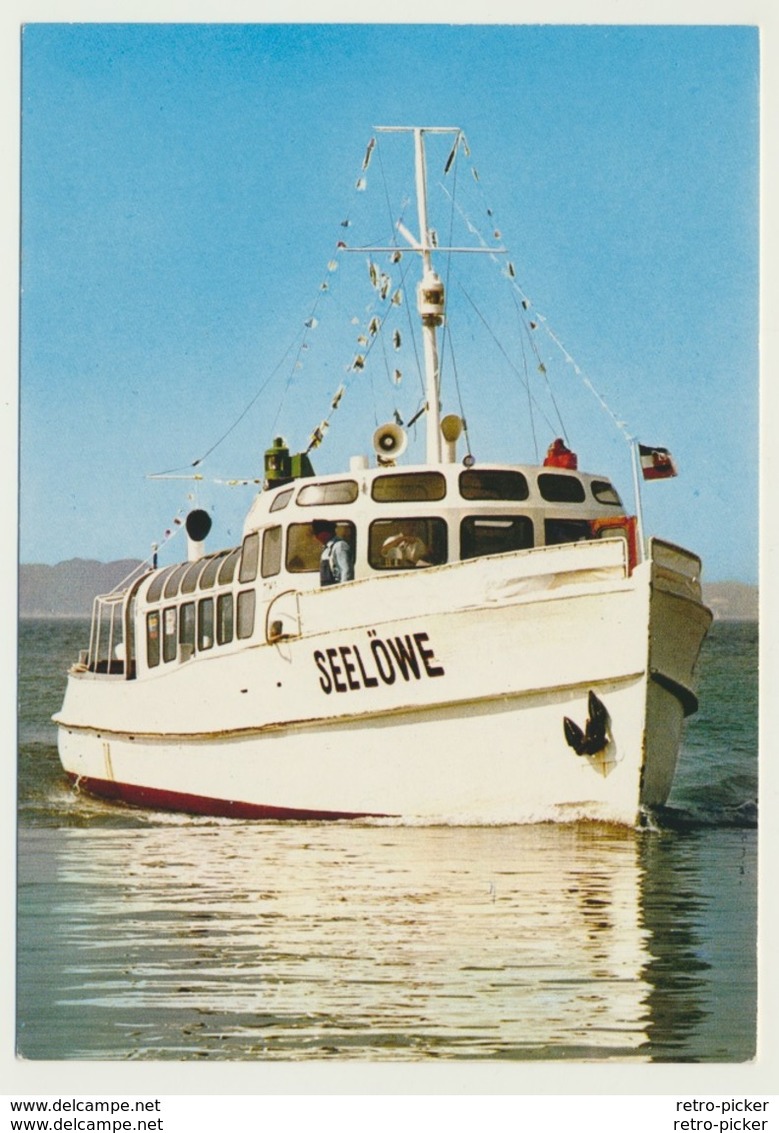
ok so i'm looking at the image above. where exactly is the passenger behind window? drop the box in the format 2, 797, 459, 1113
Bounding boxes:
312, 520, 354, 585
369, 516, 446, 570
380, 529, 432, 568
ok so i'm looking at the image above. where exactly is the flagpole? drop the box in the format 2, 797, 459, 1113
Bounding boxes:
630, 439, 646, 565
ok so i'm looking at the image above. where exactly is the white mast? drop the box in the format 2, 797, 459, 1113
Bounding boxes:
360, 127, 498, 466
413, 128, 445, 465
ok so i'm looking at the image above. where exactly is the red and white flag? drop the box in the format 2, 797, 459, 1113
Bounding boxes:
638, 443, 678, 480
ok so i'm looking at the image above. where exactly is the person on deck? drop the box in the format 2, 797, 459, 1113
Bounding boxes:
312, 520, 354, 585
543, 437, 578, 469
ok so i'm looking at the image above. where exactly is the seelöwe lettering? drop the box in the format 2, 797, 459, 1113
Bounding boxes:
314, 631, 445, 694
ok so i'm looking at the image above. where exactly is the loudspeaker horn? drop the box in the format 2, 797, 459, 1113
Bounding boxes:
372, 422, 408, 462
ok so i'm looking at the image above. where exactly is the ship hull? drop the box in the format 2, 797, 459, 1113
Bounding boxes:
55, 538, 711, 827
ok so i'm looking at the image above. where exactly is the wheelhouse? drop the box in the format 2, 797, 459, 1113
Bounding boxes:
241, 461, 635, 580
81, 462, 636, 682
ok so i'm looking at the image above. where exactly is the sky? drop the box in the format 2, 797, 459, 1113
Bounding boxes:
18, 22, 760, 582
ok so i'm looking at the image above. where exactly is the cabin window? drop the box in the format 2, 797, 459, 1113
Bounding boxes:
237, 589, 256, 639
269, 487, 294, 512
286, 521, 356, 572
217, 593, 234, 645
163, 562, 190, 600
181, 558, 208, 594
538, 473, 586, 503
146, 611, 160, 668
198, 597, 215, 651
217, 547, 241, 585
545, 519, 592, 545
459, 469, 529, 501
162, 606, 178, 663
199, 552, 227, 589
296, 480, 359, 506
239, 532, 260, 583
368, 518, 447, 570
147, 564, 178, 604
261, 525, 282, 578
179, 601, 196, 659
591, 480, 622, 506
460, 516, 534, 560
371, 472, 446, 502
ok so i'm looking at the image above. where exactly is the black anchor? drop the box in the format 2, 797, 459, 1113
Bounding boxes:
563, 690, 611, 756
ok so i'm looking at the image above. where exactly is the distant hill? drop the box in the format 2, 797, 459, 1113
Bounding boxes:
19, 559, 145, 617
18, 558, 758, 621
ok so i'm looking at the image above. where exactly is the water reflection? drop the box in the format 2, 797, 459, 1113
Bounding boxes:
637, 830, 756, 1062
17, 820, 756, 1061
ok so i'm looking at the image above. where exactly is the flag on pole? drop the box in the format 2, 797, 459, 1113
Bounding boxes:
638, 444, 678, 480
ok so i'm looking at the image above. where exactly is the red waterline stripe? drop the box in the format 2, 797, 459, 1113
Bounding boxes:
66, 773, 392, 821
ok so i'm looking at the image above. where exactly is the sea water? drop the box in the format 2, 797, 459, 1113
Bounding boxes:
16, 619, 758, 1062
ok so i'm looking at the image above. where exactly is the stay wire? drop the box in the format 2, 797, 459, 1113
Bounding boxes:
456, 277, 560, 439
148, 336, 301, 478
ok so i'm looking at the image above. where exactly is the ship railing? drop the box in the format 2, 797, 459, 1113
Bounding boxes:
85, 590, 129, 675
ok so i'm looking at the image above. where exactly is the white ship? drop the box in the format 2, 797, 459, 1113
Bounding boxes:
54, 126, 712, 826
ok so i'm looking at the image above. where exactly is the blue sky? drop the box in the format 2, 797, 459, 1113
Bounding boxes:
19, 23, 759, 582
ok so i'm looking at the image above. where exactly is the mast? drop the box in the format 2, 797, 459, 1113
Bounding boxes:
413, 128, 445, 465
363, 127, 498, 465
374, 126, 458, 466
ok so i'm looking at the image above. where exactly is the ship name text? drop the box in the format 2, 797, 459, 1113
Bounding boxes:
313, 631, 445, 695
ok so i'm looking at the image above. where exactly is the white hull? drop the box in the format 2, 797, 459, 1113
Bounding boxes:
55, 538, 711, 827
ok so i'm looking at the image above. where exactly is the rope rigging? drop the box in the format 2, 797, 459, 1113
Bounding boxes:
149, 127, 636, 496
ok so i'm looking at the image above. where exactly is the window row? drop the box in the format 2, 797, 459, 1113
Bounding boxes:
244, 513, 627, 578
267, 469, 622, 509
146, 547, 241, 604
146, 589, 256, 668
143, 510, 633, 617
144, 514, 634, 666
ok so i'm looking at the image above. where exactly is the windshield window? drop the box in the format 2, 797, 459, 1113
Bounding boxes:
369, 518, 447, 570
538, 473, 586, 503
372, 472, 446, 502
591, 480, 622, 506
461, 516, 534, 559
459, 469, 529, 501
296, 480, 359, 506
269, 487, 294, 512
545, 519, 592, 545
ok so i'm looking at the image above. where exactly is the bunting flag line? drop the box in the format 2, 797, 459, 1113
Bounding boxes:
638, 444, 678, 481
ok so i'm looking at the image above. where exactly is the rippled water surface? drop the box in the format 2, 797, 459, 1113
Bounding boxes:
16, 620, 758, 1061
